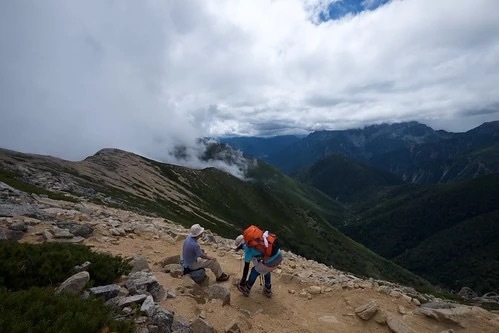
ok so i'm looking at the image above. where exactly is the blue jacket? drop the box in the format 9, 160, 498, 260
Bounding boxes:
242, 244, 281, 264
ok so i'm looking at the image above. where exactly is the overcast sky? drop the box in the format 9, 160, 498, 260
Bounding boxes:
1, 0, 499, 163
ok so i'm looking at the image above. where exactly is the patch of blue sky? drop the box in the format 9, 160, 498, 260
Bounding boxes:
320, 0, 391, 21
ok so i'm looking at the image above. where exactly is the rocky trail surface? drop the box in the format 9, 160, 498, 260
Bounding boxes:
1, 183, 499, 333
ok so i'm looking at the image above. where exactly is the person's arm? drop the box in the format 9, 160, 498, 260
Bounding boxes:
200, 248, 214, 260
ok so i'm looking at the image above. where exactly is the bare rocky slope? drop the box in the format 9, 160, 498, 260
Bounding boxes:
1, 184, 499, 332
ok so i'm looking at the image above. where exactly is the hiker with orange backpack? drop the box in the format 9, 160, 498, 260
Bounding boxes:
233, 225, 283, 298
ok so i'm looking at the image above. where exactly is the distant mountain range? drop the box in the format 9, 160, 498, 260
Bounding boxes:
220, 121, 499, 185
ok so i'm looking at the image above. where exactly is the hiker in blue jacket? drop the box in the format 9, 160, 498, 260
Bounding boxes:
233, 234, 283, 298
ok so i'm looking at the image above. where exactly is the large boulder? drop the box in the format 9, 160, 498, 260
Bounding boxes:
56, 271, 90, 294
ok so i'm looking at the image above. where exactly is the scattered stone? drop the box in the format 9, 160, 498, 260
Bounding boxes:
171, 316, 191, 333
373, 309, 387, 325
110, 227, 126, 236
190, 318, 215, 333
130, 254, 150, 273
52, 228, 74, 238
359, 281, 373, 289
56, 271, 90, 294
89, 284, 122, 301
151, 307, 174, 333
56, 222, 93, 237
164, 264, 184, 278
378, 285, 392, 295
355, 300, 378, 320
42, 229, 54, 240
225, 319, 241, 333
208, 284, 230, 306
140, 295, 156, 317
401, 294, 412, 303
280, 273, 301, 284
9, 221, 27, 232
386, 314, 417, 333
180, 275, 197, 289
298, 291, 308, 298
0, 228, 24, 240
318, 315, 339, 324
118, 294, 148, 307
73, 261, 91, 272
398, 305, 408, 315
308, 286, 322, 295
417, 305, 494, 328
458, 287, 478, 300
421, 302, 455, 309
126, 271, 165, 302
158, 254, 181, 266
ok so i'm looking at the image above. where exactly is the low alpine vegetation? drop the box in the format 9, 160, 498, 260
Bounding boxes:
0, 241, 134, 333
0, 241, 131, 290
0, 287, 135, 333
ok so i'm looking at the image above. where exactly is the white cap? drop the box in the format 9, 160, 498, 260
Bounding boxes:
189, 224, 205, 237
233, 235, 244, 249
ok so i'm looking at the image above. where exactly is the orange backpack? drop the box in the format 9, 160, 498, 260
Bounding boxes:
243, 225, 280, 259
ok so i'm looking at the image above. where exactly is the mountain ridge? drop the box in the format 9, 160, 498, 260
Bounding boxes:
0, 147, 430, 289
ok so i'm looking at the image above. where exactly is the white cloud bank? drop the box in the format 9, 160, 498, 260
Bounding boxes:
1, 0, 498, 165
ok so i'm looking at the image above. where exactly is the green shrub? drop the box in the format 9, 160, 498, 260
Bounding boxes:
0, 287, 134, 333
0, 241, 131, 291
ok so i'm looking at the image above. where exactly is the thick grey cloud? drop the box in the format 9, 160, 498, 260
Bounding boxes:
1, 0, 498, 166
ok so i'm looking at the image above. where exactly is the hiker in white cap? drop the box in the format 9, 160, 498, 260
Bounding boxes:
181, 224, 230, 282
233, 232, 283, 298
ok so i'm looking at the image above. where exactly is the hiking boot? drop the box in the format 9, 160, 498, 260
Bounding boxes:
216, 273, 230, 282
263, 286, 272, 298
237, 283, 250, 297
